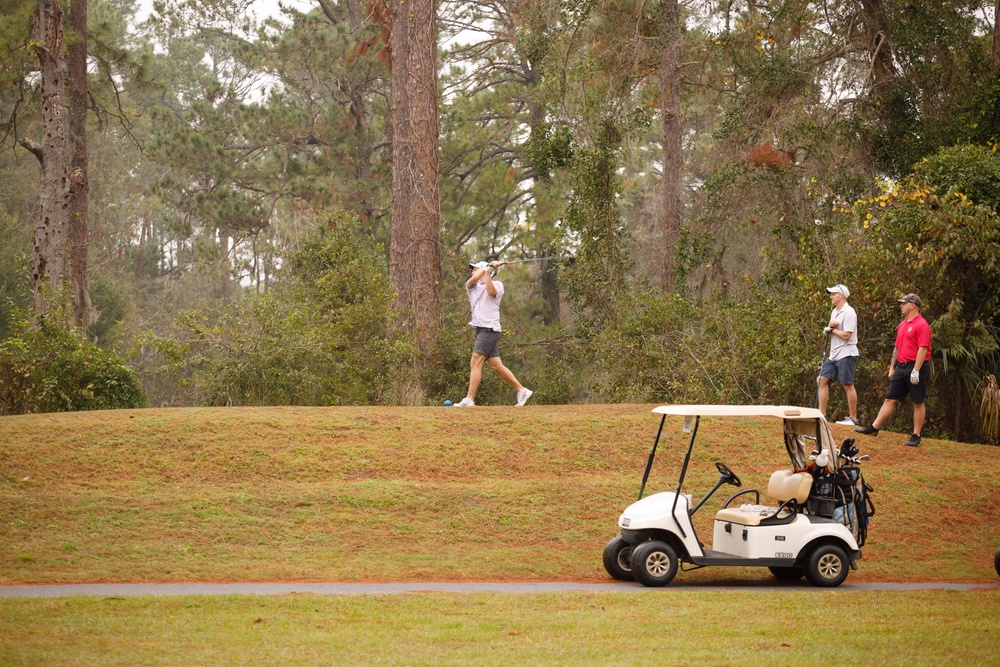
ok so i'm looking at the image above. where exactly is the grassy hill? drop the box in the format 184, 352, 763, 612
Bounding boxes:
2, 405, 998, 584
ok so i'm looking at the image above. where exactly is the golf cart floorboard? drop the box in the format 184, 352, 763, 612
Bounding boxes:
689, 551, 797, 568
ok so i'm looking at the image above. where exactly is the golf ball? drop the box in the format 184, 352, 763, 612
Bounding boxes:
443, 400, 453, 406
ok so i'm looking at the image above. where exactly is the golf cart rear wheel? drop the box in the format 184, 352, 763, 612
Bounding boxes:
602, 536, 635, 581
995, 546, 1000, 577
805, 544, 849, 588
630, 540, 678, 587
768, 566, 804, 581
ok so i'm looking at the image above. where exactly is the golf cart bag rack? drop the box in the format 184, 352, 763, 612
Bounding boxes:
806, 464, 875, 546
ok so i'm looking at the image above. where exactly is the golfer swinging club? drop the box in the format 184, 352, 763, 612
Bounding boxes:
454, 260, 533, 407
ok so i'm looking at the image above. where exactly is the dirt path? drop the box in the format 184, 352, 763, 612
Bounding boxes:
3, 581, 998, 598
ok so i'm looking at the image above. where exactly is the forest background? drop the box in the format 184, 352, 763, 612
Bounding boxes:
2, 0, 1000, 445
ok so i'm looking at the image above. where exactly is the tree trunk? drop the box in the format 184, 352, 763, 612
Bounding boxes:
219, 232, 231, 304
389, 0, 442, 368
23, 0, 71, 315
857, 0, 896, 93
540, 252, 561, 326
68, 0, 93, 333
993, 0, 1000, 70
136, 213, 148, 283
659, 0, 683, 291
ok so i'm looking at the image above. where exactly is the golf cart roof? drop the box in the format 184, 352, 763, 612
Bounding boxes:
652, 405, 827, 421
650, 404, 837, 473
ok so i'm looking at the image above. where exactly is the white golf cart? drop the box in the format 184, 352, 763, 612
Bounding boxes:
603, 405, 874, 588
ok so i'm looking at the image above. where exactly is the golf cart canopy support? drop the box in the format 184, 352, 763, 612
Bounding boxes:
641, 405, 838, 504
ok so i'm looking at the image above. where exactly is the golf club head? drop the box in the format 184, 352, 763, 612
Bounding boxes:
839, 438, 858, 458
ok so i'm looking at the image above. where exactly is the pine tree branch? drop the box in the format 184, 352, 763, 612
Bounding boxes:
19, 137, 44, 163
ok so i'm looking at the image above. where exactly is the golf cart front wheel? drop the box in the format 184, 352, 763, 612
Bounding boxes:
768, 566, 804, 581
630, 540, 678, 587
805, 544, 849, 588
602, 536, 635, 581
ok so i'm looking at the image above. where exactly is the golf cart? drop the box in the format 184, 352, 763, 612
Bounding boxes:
603, 405, 874, 588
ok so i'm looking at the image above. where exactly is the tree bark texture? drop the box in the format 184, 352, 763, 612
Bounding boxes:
27, 0, 71, 315
389, 0, 442, 366
993, 0, 1000, 70
659, 0, 682, 291
68, 0, 93, 332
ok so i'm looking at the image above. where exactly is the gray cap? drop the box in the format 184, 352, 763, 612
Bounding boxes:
897, 293, 922, 307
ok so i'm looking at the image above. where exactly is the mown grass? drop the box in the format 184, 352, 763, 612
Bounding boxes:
2, 591, 998, 666
2, 405, 999, 584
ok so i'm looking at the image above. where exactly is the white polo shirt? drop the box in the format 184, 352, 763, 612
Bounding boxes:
829, 303, 859, 360
468, 280, 503, 332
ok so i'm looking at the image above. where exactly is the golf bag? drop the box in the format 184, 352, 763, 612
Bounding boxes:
831, 465, 874, 547
806, 464, 875, 547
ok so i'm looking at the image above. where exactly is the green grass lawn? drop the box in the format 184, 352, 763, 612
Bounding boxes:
2, 405, 998, 584
2, 591, 998, 666
2, 405, 998, 664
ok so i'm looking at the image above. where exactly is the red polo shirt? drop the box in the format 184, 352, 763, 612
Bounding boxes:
895, 314, 932, 363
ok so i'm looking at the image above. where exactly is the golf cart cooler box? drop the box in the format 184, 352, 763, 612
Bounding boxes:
712, 516, 805, 559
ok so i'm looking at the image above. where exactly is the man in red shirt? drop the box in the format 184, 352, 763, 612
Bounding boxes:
855, 293, 931, 447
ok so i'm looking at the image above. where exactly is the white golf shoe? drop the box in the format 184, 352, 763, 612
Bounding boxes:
515, 388, 533, 407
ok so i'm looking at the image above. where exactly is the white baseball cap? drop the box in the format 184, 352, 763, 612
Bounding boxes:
468, 261, 490, 270
826, 284, 850, 298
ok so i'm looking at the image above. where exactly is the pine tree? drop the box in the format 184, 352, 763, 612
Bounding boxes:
388, 0, 443, 372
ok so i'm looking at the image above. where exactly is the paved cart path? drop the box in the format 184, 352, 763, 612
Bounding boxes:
3, 581, 998, 598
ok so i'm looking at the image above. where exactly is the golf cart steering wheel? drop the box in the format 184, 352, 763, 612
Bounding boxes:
715, 461, 742, 487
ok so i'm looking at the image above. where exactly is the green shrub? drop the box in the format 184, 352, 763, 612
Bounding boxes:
140, 219, 409, 406
88, 272, 133, 347
0, 208, 31, 340
913, 144, 1000, 212
0, 316, 146, 415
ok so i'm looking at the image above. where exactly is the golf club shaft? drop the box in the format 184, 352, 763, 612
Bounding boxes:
813, 331, 832, 409
500, 257, 568, 265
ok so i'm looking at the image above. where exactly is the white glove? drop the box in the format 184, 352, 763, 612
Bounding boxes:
910, 368, 920, 384
823, 327, 832, 334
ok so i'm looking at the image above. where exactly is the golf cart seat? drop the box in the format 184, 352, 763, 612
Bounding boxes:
715, 470, 813, 527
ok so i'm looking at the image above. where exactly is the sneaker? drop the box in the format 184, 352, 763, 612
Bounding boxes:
836, 417, 860, 426
515, 388, 533, 407
904, 433, 921, 447
854, 424, 879, 436
454, 397, 475, 407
